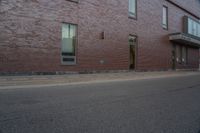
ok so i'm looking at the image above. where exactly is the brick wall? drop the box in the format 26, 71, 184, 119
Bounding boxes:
0, 0, 199, 73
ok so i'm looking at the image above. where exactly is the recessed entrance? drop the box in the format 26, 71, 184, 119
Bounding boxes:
172, 44, 176, 70
130, 45, 135, 69
129, 35, 137, 70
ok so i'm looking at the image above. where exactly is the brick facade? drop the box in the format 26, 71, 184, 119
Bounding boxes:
0, 0, 200, 74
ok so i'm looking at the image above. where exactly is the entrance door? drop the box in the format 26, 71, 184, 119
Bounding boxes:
129, 35, 137, 70
172, 44, 176, 70
130, 45, 135, 69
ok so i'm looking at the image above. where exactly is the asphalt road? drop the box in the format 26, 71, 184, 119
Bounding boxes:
0, 74, 200, 133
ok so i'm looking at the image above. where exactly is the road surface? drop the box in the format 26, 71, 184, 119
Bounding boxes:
0, 74, 200, 133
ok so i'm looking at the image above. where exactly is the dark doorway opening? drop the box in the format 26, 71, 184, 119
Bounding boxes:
172, 44, 176, 70
129, 35, 137, 70
130, 45, 135, 69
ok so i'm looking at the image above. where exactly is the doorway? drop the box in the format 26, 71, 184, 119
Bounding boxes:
130, 45, 135, 69
129, 35, 137, 70
172, 44, 176, 70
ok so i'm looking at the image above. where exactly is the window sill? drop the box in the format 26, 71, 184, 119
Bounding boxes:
128, 16, 137, 20
162, 27, 168, 30
66, 0, 79, 3
61, 63, 76, 66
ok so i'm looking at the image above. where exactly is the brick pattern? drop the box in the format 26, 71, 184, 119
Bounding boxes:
171, 0, 200, 17
0, 0, 199, 73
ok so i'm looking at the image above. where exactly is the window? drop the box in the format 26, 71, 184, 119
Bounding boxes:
188, 18, 193, 35
185, 16, 200, 38
195, 21, 199, 36
198, 22, 200, 37
61, 23, 77, 65
129, 0, 136, 18
193, 21, 198, 36
162, 6, 168, 29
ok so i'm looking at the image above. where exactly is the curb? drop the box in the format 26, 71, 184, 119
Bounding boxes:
0, 72, 199, 90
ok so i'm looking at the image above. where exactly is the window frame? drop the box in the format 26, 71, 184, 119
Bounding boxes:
162, 5, 168, 30
184, 16, 200, 38
61, 23, 78, 65
198, 21, 200, 37
129, 0, 137, 19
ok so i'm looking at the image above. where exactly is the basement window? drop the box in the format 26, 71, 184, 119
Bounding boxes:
61, 23, 77, 65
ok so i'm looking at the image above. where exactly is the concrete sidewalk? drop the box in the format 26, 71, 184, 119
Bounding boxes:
0, 71, 199, 89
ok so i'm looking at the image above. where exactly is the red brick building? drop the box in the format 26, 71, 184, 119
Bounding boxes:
0, 0, 200, 74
